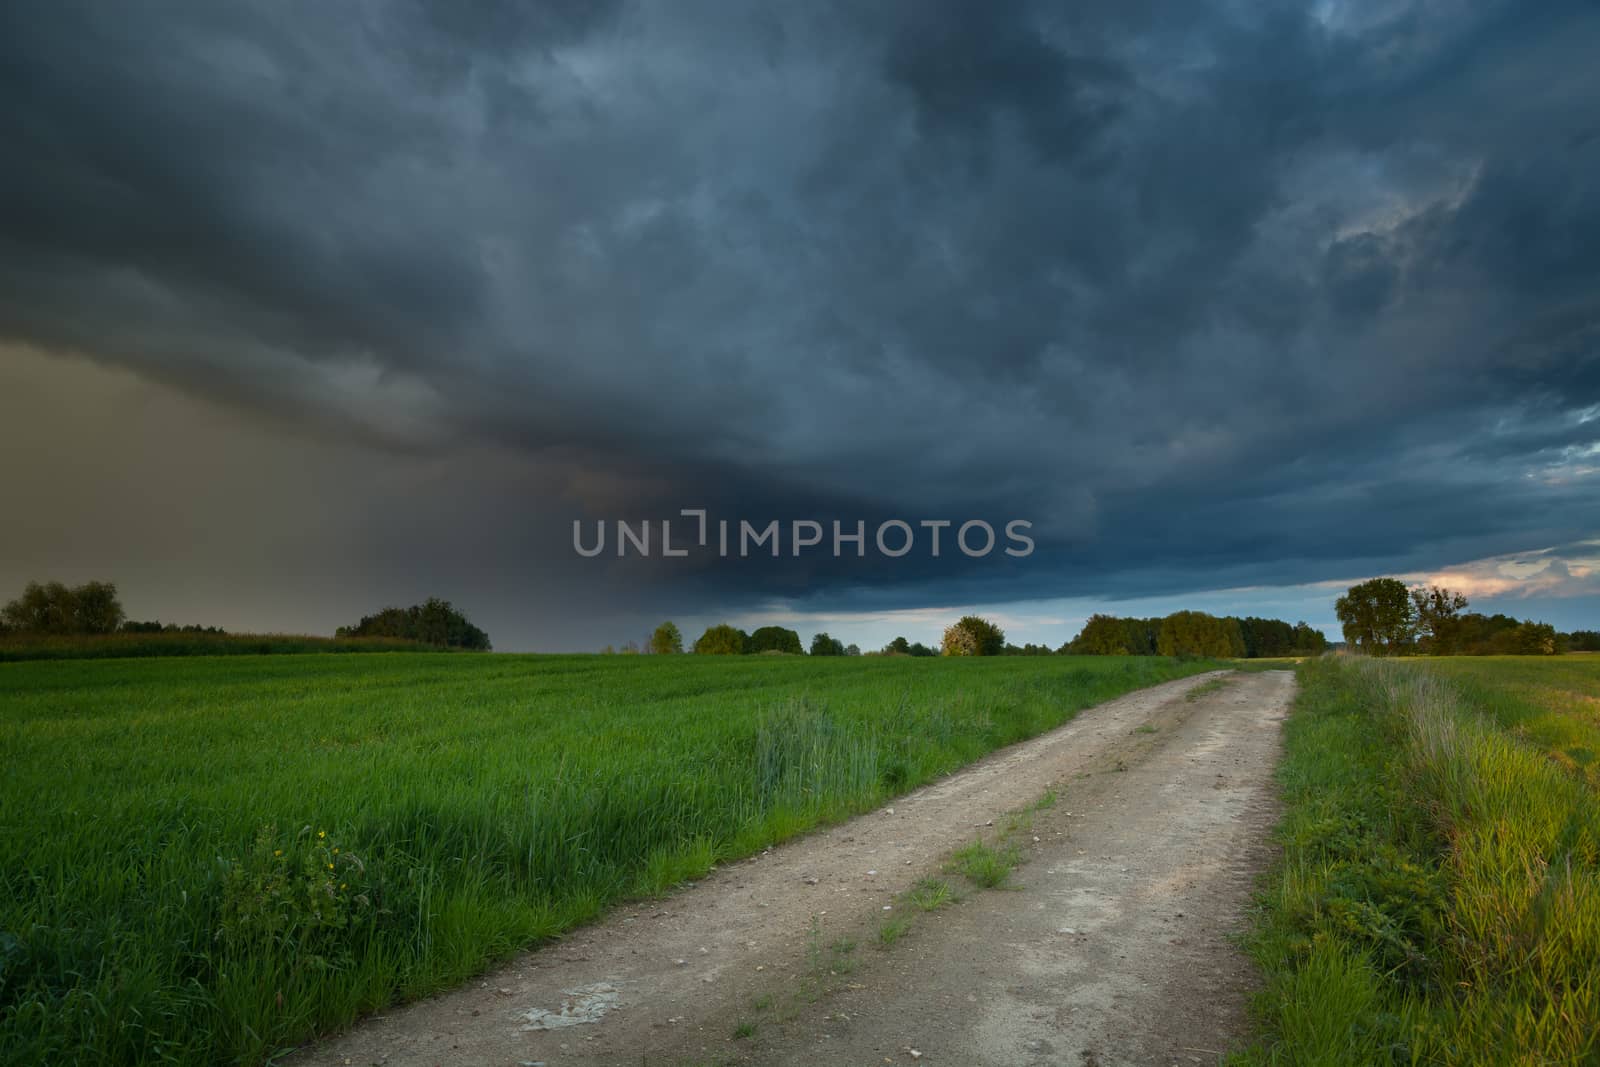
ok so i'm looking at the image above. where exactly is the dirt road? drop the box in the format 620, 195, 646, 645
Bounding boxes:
297, 669, 1292, 1067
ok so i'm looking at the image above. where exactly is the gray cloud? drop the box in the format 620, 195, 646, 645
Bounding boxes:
2, 0, 1598, 646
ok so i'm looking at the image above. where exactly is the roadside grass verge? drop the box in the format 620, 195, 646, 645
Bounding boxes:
1235, 656, 1600, 1065
0, 652, 1216, 1066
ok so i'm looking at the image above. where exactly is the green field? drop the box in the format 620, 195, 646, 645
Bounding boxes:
1239, 656, 1600, 1065
0, 652, 1213, 1065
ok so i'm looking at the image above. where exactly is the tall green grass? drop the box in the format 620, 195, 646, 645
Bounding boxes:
1237, 657, 1600, 1065
0, 652, 1212, 1065
1422, 657, 1600, 791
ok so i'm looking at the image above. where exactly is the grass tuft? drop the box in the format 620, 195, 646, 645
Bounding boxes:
950, 839, 1020, 889
877, 915, 912, 946
908, 878, 955, 911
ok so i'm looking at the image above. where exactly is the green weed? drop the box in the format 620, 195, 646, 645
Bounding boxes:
877, 915, 912, 945
908, 878, 954, 911
951, 839, 1020, 888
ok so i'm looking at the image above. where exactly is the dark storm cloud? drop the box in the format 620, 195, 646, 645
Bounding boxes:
3, 0, 1599, 631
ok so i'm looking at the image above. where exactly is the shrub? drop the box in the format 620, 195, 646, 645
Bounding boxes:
693, 623, 748, 655
649, 621, 683, 655
942, 615, 1004, 656
748, 626, 803, 655
809, 632, 846, 656
337, 597, 490, 650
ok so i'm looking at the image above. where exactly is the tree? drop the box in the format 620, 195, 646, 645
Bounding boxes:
1067, 612, 1317, 658
845, 643, 861, 656
1291, 622, 1328, 654
809, 631, 846, 656
942, 624, 978, 656
70, 581, 124, 634
1510, 621, 1560, 655
1069, 614, 1133, 655
908, 641, 938, 657
942, 615, 1005, 657
1334, 578, 1414, 656
1457, 612, 1522, 654
339, 597, 491, 650
694, 623, 748, 655
650, 621, 684, 655
1410, 585, 1469, 655
8, 581, 68, 633
748, 625, 803, 654
886, 636, 912, 656
1, 579, 125, 635
1568, 630, 1600, 652
1156, 611, 1245, 657
1237, 617, 1295, 658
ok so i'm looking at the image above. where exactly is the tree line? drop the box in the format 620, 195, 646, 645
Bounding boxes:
619, 618, 1003, 657
2, 579, 492, 651
1333, 577, 1588, 656
0, 580, 128, 635
605, 622, 867, 656
624, 613, 1311, 659
1063, 611, 1328, 658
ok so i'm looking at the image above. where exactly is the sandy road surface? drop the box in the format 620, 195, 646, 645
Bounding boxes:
296, 669, 1291, 1067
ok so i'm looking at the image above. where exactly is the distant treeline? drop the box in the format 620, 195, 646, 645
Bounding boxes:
610, 623, 866, 656
1433, 613, 1587, 655
120, 620, 227, 635
0, 580, 126, 635
1335, 578, 1591, 656
1, 580, 491, 659
614, 614, 1285, 659
1063, 612, 1329, 658
613, 618, 997, 657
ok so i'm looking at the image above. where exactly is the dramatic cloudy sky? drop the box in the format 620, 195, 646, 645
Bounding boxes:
3, 0, 1598, 650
